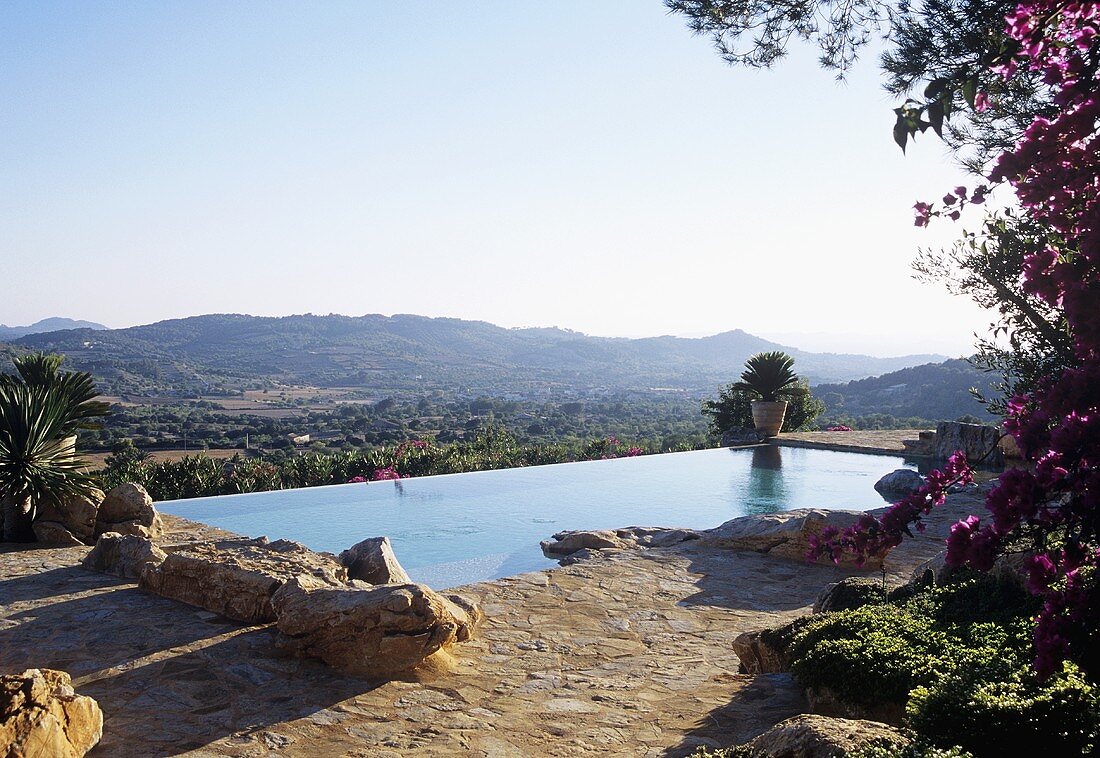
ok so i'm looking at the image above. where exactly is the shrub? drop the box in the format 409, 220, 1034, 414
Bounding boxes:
784, 575, 1097, 755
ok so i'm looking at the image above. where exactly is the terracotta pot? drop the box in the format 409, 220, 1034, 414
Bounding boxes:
751, 401, 788, 437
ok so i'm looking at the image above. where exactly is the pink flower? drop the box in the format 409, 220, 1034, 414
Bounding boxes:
348, 475, 367, 484
373, 467, 401, 481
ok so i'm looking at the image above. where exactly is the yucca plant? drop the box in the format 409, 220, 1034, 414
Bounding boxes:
0, 353, 109, 541
732, 351, 805, 402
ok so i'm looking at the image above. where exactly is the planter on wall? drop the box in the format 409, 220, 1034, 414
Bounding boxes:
751, 401, 788, 437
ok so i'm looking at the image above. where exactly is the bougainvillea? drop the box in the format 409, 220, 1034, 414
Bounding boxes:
813, 1, 1100, 679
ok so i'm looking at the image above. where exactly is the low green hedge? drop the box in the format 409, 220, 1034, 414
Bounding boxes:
783, 575, 1098, 756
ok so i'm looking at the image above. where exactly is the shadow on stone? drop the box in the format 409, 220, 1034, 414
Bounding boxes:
79, 629, 378, 757
662, 673, 808, 757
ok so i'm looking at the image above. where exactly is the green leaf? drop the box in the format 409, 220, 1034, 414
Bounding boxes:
962, 76, 978, 109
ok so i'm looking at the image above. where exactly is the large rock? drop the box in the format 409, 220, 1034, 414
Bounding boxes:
541, 526, 699, 558
140, 537, 347, 623
873, 469, 923, 501
805, 687, 907, 726
721, 428, 766, 447
339, 536, 412, 584
34, 489, 102, 545
271, 575, 481, 678
94, 483, 164, 539
733, 629, 790, 674
813, 577, 887, 614
30, 521, 84, 547
933, 421, 1004, 468
739, 713, 908, 757
82, 533, 168, 579
702, 509, 882, 569
0, 669, 103, 758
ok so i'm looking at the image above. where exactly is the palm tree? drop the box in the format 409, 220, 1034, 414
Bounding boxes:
732, 351, 805, 402
0, 353, 109, 542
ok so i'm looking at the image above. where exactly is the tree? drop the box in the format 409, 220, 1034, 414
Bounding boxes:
913, 210, 1077, 415
671, 0, 1100, 680
0, 353, 109, 541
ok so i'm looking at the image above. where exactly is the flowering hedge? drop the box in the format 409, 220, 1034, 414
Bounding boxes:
812, 2, 1100, 679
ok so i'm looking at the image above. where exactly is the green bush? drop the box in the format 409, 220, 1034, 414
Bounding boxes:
784, 576, 1097, 756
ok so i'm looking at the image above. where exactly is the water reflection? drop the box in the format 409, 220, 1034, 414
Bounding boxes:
740, 445, 789, 515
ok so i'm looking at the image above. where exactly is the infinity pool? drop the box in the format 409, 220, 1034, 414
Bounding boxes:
158, 445, 912, 589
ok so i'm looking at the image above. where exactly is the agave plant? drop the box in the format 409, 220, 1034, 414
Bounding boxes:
0, 353, 109, 542
732, 351, 805, 403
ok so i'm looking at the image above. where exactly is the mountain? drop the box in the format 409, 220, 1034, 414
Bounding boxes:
813, 359, 997, 422
0, 317, 107, 341
6, 313, 947, 397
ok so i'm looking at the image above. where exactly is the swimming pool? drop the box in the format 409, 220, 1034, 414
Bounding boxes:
158, 445, 912, 589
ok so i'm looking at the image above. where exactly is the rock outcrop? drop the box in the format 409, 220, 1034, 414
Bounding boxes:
34, 489, 102, 545
339, 536, 412, 584
82, 533, 168, 580
271, 575, 481, 678
873, 469, 923, 501
0, 669, 103, 758
739, 713, 908, 757
94, 483, 164, 539
702, 509, 882, 569
732, 629, 790, 674
139, 537, 347, 623
540, 526, 700, 558
933, 421, 1004, 468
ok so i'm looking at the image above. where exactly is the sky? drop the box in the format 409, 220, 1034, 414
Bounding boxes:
1, 1, 994, 357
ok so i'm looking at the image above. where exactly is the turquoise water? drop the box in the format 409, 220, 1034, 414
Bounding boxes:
158, 445, 911, 589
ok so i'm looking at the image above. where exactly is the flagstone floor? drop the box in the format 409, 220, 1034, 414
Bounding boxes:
0, 489, 984, 757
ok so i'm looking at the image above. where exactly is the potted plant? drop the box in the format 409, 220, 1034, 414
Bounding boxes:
732, 351, 804, 437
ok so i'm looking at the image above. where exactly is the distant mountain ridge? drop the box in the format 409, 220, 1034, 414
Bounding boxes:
814, 358, 996, 422
5, 313, 947, 397
0, 317, 107, 341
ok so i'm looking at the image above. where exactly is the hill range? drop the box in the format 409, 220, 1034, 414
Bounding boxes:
4, 313, 951, 398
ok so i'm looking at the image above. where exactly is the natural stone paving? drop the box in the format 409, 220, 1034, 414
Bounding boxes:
773, 429, 930, 456
0, 493, 987, 757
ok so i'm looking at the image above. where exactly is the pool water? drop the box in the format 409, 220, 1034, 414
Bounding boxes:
158, 445, 912, 589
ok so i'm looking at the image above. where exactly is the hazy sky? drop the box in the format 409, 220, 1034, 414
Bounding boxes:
1, 1, 993, 356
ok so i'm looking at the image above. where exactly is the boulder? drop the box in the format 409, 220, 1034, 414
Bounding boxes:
739, 713, 908, 757
94, 483, 164, 539
732, 629, 790, 674
541, 526, 699, 558
34, 489, 102, 545
702, 509, 882, 569
0, 668, 103, 758
909, 550, 954, 586
873, 469, 923, 501
805, 687, 907, 726
271, 575, 481, 677
339, 536, 412, 584
933, 421, 1004, 468
30, 521, 84, 547
721, 428, 766, 447
909, 548, 1032, 591
139, 537, 347, 623
81, 533, 168, 580
813, 577, 887, 614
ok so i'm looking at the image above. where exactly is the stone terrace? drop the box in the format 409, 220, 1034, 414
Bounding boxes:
0, 490, 984, 757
